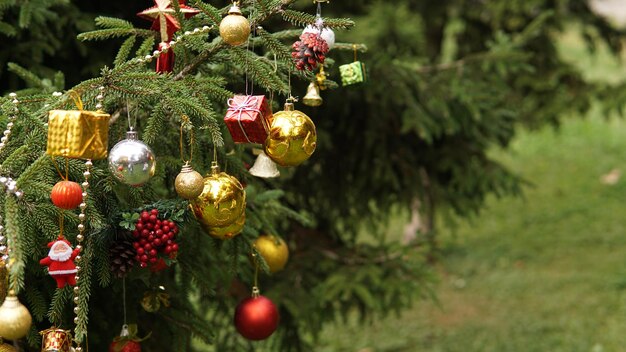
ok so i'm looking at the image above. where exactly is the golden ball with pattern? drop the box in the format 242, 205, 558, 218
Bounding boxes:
175, 163, 204, 200
219, 3, 250, 46
254, 235, 289, 273
264, 102, 317, 167
207, 212, 245, 240
0, 342, 15, 352
190, 163, 246, 229
0, 293, 32, 340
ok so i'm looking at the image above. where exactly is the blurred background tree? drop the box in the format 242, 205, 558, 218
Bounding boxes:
0, 0, 624, 351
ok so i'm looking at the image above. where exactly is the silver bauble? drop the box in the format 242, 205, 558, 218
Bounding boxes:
302, 25, 335, 49
108, 130, 156, 187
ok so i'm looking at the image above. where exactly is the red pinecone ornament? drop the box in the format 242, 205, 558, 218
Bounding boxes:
291, 32, 329, 71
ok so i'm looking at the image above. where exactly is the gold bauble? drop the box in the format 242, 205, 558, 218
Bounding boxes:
0, 342, 16, 352
0, 260, 6, 304
219, 4, 250, 46
264, 102, 317, 167
0, 294, 32, 340
254, 235, 289, 273
175, 163, 205, 200
190, 162, 246, 229
207, 213, 245, 240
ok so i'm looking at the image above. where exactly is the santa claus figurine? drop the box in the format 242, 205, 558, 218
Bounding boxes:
39, 237, 80, 288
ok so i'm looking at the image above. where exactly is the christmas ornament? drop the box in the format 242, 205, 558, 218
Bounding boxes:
50, 180, 83, 210
0, 260, 6, 304
302, 82, 322, 107
219, 1, 250, 46
264, 101, 317, 167
234, 293, 279, 340
254, 235, 289, 273
109, 240, 135, 278
131, 209, 180, 269
0, 341, 15, 352
175, 163, 204, 200
40, 327, 72, 352
224, 95, 273, 144
207, 212, 245, 240
46, 94, 111, 160
190, 162, 246, 229
249, 151, 280, 178
109, 325, 146, 352
39, 237, 80, 288
140, 288, 170, 313
340, 61, 366, 86
0, 293, 32, 340
302, 24, 335, 50
155, 42, 174, 73
316, 65, 328, 90
108, 130, 156, 187
292, 32, 329, 71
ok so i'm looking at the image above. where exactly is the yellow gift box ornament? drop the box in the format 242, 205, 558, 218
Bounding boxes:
46, 92, 110, 160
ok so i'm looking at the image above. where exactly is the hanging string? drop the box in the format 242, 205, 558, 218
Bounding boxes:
50, 156, 69, 181
353, 44, 358, 62
126, 100, 137, 131
179, 116, 194, 163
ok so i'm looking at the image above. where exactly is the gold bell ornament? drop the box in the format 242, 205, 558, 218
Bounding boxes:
0, 292, 32, 340
190, 161, 246, 230
0, 340, 15, 352
219, 1, 250, 46
39, 327, 72, 352
264, 100, 317, 167
302, 82, 322, 107
175, 162, 204, 200
249, 150, 280, 178
254, 235, 289, 273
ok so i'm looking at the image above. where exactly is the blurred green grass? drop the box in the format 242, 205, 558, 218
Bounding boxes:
318, 28, 626, 352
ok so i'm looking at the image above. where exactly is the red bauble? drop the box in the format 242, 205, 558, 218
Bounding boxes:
109, 340, 141, 352
234, 295, 279, 340
51, 181, 83, 209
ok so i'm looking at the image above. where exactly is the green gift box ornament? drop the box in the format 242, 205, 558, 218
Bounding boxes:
339, 61, 366, 86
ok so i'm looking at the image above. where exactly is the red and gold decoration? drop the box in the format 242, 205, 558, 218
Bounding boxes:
292, 32, 329, 71
234, 289, 279, 341
254, 235, 289, 273
109, 325, 147, 352
264, 100, 317, 167
224, 95, 273, 144
39, 237, 80, 288
190, 161, 246, 231
0, 292, 32, 340
46, 93, 111, 160
40, 327, 72, 352
138, 0, 200, 73
131, 209, 180, 269
219, 1, 250, 46
50, 180, 83, 210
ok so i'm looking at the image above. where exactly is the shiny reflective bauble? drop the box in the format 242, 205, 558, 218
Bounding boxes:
174, 163, 204, 200
0, 342, 16, 352
302, 25, 335, 49
264, 103, 317, 167
234, 295, 279, 340
108, 131, 156, 187
190, 164, 246, 228
0, 294, 32, 340
302, 82, 322, 107
219, 4, 250, 46
254, 235, 289, 273
207, 213, 245, 240
51, 181, 83, 210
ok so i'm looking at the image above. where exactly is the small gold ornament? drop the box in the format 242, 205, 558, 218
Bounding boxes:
264, 101, 317, 167
0, 260, 6, 304
0, 341, 15, 352
0, 292, 32, 340
175, 163, 204, 200
249, 150, 279, 178
141, 288, 170, 313
190, 162, 246, 229
219, 2, 250, 46
40, 327, 72, 352
208, 212, 245, 240
303, 82, 322, 107
254, 235, 289, 273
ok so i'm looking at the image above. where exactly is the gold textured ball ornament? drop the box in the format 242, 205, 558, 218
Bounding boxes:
175, 163, 204, 200
207, 213, 245, 240
190, 162, 246, 229
0, 341, 16, 352
264, 102, 317, 167
219, 2, 250, 46
0, 293, 32, 340
254, 235, 289, 273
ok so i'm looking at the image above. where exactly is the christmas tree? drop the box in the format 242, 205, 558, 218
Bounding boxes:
0, 0, 623, 351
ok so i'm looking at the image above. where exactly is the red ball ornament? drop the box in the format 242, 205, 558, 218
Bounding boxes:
50, 181, 83, 210
109, 340, 141, 352
234, 295, 279, 340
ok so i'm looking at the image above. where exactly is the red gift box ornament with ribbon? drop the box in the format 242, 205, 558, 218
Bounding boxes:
224, 95, 273, 144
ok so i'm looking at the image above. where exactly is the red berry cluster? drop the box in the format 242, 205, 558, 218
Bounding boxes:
291, 32, 329, 71
131, 209, 179, 268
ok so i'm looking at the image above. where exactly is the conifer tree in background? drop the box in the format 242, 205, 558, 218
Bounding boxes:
0, 1, 624, 351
